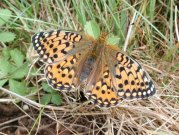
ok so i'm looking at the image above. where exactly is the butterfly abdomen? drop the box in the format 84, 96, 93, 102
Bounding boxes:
80, 55, 97, 82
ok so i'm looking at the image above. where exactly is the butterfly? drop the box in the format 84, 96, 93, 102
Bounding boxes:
32, 29, 156, 108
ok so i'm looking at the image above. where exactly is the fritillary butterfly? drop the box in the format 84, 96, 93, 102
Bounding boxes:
32, 30, 156, 108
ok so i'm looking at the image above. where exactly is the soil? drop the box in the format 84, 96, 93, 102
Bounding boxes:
0, 103, 106, 135
0, 103, 57, 135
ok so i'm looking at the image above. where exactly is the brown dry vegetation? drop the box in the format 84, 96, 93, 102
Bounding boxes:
0, 0, 179, 135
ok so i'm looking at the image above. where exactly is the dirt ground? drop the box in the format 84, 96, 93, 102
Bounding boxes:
0, 102, 108, 135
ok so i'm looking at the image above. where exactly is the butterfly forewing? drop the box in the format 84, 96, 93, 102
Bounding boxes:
32, 30, 82, 63
105, 46, 156, 100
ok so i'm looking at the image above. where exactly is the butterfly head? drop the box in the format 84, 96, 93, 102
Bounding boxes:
99, 32, 107, 44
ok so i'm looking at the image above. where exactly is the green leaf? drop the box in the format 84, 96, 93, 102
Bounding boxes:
2, 48, 11, 60
51, 94, 62, 105
9, 79, 28, 96
28, 87, 39, 94
72, 0, 86, 26
10, 49, 24, 67
149, 0, 156, 21
0, 32, 16, 42
40, 94, 51, 105
10, 63, 29, 79
119, 3, 127, 43
0, 59, 12, 76
27, 68, 39, 77
0, 8, 12, 26
42, 82, 54, 93
0, 79, 8, 87
174, 63, 179, 67
107, 36, 120, 46
84, 20, 100, 39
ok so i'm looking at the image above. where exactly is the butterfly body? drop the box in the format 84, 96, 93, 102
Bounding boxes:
32, 29, 156, 108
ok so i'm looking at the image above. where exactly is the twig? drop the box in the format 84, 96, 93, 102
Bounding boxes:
123, 11, 137, 52
175, 6, 179, 42
142, 63, 179, 80
0, 87, 68, 111
0, 115, 27, 127
0, 98, 15, 102
25, 58, 39, 80
0, 132, 8, 135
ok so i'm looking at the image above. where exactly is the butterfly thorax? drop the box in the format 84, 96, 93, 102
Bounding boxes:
79, 43, 104, 82
99, 32, 107, 44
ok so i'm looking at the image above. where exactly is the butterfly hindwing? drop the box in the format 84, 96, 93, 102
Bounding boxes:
85, 58, 122, 108
45, 52, 87, 91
